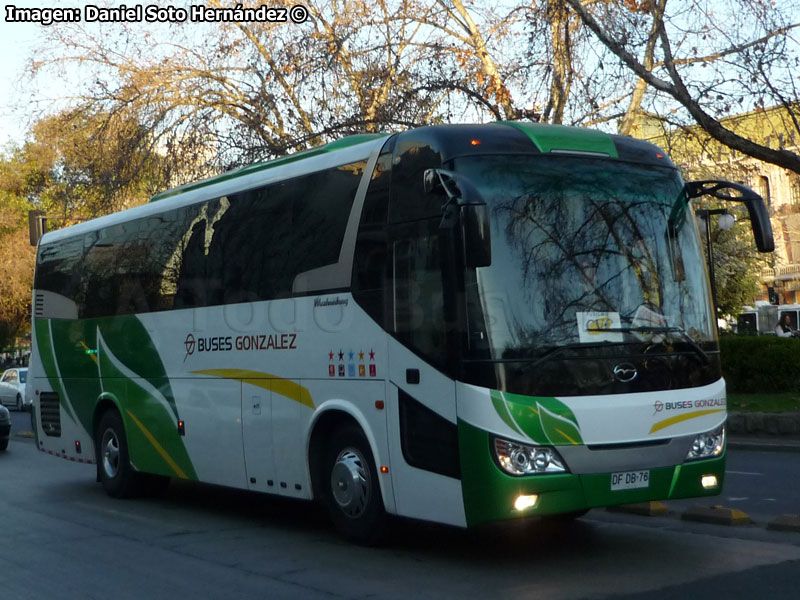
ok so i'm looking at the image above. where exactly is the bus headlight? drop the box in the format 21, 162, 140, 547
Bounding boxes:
685, 425, 725, 461
493, 437, 567, 476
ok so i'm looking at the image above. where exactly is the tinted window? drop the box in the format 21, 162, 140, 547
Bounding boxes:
34, 236, 86, 307
195, 161, 365, 303
360, 152, 391, 225
352, 152, 392, 325
392, 220, 447, 367
35, 161, 365, 318
81, 208, 200, 318
390, 141, 442, 223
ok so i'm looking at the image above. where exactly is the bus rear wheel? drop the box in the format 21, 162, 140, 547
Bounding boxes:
323, 426, 387, 545
96, 410, 143, 498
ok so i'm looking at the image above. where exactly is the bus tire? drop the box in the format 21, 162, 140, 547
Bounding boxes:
323, 426, 387, 545
95, 410, 142, 498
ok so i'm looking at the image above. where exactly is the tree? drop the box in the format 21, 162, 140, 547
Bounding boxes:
711, 221, 766, 317
23, 109, 168, 218
563, 0, 800, 175
0, 190, 35, 349
0, 109, 168, 345
26, 1, 532, 174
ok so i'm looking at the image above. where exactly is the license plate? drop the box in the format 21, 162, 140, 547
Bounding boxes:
610, 470, 650, 491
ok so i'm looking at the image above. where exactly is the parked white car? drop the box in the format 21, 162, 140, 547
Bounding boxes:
0, 368, 29, 411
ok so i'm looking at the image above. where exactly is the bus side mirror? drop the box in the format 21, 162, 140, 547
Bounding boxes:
29, 210, 47, 246
461, 204, 491, 268
685, 180, 774, 252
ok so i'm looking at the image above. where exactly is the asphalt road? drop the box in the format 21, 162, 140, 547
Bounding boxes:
3, 434, 800, 600
8, 408, 799, 524
659, 445, 800, 522
8, 407, 33, 436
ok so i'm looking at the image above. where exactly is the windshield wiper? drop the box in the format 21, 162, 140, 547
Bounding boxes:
602, 326, 709, 363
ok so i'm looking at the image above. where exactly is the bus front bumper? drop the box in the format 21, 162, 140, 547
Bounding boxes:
459, 421, 725, 527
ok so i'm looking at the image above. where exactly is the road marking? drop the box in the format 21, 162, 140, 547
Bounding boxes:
726, 470, 762, 476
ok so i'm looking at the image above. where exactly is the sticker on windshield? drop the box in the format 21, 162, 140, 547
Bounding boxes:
577, 311, 624, 343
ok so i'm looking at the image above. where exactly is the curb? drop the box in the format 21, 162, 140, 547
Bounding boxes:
767, 515, 800, 532
727, 411, 800, 436
727, 435, 800, 453
681, 505, 751, 526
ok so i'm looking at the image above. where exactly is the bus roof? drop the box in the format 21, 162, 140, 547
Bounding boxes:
150, 123, 674, 204
149, 133, 390, 203
39, 123, 674, 246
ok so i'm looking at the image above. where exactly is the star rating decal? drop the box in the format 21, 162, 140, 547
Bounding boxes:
327, 347, 377, 378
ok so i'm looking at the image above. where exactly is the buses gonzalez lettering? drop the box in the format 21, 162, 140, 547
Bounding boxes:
653, 397, 726, 414
184, 333, 297, 358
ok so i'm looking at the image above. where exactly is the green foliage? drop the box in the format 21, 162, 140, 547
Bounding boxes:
720, 335, 800, 393
0, 109, 169, 349
709, 218, 767, 317
22, 109, 168, 218
727, 392, 800, 413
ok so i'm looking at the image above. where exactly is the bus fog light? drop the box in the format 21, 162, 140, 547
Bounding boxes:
493, 437, 567, 476
685, 425, 725, 461
514, 494, 538, 511
701, 475, 718, 489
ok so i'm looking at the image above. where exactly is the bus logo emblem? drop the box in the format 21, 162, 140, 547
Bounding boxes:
613, 363, 637, 383
184, 334, 196, 361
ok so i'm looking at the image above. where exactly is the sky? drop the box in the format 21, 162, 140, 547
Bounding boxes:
0, 0, 227, 149
0, 0, 46, 147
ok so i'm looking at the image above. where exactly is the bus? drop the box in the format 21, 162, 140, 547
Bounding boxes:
28, 123, 773, 543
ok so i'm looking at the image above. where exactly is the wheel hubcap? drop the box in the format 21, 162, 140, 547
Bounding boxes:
101, 429, 121, 479
330, 448, 370, 518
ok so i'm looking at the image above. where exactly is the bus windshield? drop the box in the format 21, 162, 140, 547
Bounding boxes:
454, 155, 715, 364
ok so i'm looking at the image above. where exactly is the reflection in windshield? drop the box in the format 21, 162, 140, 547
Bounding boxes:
455, 155, 714, 362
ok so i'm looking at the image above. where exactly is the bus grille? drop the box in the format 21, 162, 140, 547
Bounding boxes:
39, 392, 61, 437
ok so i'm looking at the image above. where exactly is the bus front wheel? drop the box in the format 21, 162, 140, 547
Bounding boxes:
323, 426, 387, 544
96, 410, 142, 498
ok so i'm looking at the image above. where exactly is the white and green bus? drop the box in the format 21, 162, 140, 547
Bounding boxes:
29, 123, 773, 542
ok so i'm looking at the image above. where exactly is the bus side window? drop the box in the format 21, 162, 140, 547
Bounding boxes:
34, 236, 85, 316
352, 152, 392, 326
174, 218, 212, 309
390, 140, 442, 223
392, 221, 447, 368
360, 152, 392, 225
